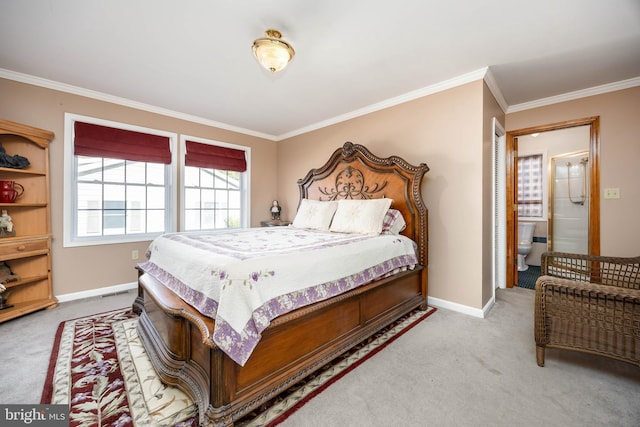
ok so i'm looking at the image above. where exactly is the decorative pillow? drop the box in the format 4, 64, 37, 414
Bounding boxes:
291, 199, 338, 231
329, 198, 393, 235
381, 209, 406, 235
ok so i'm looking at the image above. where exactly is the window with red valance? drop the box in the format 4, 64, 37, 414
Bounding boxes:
66, 116, 175, 246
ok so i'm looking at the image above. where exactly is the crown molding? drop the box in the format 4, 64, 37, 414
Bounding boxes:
0, 68, 278, 141
507, 76, 640, 113
483, 68, 508, 113
278, 67, 489, 140
5, 67, 637, 142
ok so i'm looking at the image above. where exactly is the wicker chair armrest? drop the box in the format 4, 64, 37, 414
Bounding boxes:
540, 252, 640, 290
535, 275, 640, 300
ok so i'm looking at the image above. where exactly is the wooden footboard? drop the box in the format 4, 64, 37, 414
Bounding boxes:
133, 266, 425, 426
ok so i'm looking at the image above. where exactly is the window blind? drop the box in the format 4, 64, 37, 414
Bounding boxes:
185, 141, 247, 172
74, 122, 171, 164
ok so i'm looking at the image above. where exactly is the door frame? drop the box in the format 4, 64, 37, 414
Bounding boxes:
505, 116, 600, 288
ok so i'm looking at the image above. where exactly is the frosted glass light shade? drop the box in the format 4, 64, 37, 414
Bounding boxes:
252, 29, 295, 73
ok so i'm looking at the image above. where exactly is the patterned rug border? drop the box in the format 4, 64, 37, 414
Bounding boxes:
41, 306, 437, 426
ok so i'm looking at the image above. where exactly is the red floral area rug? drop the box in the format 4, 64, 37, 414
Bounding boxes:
42, 306, 436, 426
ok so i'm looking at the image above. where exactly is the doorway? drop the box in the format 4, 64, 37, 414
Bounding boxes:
505, 117, 600, 288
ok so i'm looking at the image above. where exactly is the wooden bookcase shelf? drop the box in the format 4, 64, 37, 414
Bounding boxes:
0, 118, 56, 322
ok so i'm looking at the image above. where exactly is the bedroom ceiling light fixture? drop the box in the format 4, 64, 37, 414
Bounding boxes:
252, 29, 295, 73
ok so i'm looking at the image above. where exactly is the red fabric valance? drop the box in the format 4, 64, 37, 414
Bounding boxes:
185, 141, 247, 172
74, 122, 171, 164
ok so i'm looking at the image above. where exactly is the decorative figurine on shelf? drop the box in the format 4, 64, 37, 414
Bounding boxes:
270, 200, 282, 220
0, 143, 30, 169
0, 210, 14, 238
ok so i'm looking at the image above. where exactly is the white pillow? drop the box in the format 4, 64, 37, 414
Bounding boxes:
291, 199, 338, 231
329, 198, 393, 235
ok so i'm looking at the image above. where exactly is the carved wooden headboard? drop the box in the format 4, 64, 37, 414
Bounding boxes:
297, 142, 429, 268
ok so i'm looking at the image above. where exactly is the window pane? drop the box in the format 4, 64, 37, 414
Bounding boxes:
126, 210, 146, 234
228, 171, 240, 190
184, 209, 201, 230
127, 185, 146, 209
104, 210, 125, 235
104, 158, 125, 182
215, 210, 228, 228
200, 168, 214, 188
104, 184, 126, 209
201, 189, 215, 209
73, 156, 169, 241
77, 210, 102, 237
77, 156, 103, 182
147, 186, 165, 209
202, 209, 215, 229
227, 209, 241, 228
185, 188, 200, 209
184, 166, 200, 187
216, 190, 228, 209
214, 170, 228, 189
147, 210, 165, 232
126, 161, 146, 184
147, 163, 165, 185
77, 183, 102, 209
229, 190, 240, 209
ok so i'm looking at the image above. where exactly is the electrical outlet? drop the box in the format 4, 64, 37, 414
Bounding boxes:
604, 188, 620, 199
131, 250, 139, 260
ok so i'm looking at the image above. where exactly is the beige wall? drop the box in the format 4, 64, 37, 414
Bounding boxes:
506, 87, 640, 257
0, 78, 277, 296
278, 81, 493, 310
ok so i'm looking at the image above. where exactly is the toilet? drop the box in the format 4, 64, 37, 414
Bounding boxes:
518, 222, 536, 271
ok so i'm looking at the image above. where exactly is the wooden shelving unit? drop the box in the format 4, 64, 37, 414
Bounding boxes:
0, 118, 56, 322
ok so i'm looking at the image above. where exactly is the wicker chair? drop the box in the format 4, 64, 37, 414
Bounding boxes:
534, 252, 640, 367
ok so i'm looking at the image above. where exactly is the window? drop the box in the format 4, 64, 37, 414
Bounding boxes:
64, 114, 177, 247
181, 137, 249, 230
517, 154, 543, 218
75, 157, 168, 236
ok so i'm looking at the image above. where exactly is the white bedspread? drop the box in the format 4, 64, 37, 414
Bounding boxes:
138, 227, 417, 365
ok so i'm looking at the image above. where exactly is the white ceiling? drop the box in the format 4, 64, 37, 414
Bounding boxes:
1, 0, 639, 140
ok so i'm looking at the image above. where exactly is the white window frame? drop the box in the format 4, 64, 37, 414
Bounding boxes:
179, 135, 251, 230
63, 113, 178, 247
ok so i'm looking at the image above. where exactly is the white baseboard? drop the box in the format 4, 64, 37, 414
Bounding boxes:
428, 295, 493, 318
56, 282, 138, 303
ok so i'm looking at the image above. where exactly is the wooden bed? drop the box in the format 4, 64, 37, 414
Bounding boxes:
132, 142, 429, 426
